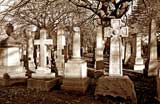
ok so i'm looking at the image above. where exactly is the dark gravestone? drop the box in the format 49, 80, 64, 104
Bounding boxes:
51, 49, 58, 76
95, 76, 137, 104
64, 46, 68, 62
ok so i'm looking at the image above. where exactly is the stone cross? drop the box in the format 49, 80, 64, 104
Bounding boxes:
134, 33, 145, 71
105, 19, 128, 76
34, 28, 53, 67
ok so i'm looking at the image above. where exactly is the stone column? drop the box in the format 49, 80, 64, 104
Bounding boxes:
56, 28, 66, 76
124, 40, 131, 64
148, 19, 158, 76
95, 25, 104, 70
134, 33, 145, 71
72, 27, 81, 59
27, 30, 35, 71
63, 25, 89, 93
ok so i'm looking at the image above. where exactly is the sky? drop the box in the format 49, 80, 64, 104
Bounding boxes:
0, 0, 16, 12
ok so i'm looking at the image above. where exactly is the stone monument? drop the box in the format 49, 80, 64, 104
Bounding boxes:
148, 19, 158, 76
0, 35, 27, 86
105, 19, 128, 76
94, 22, 104, 71
134, 33, 145, 71
28, 28, 59, 91
55, 27, 66, 76
62, 24, 89, 94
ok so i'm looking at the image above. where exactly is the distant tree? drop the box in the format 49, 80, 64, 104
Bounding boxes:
69, 0, 133, 26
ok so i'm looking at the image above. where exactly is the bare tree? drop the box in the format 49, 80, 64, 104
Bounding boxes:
69, 0, 133, 27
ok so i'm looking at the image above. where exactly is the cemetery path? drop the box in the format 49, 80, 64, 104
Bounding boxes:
0, 85, 102, 104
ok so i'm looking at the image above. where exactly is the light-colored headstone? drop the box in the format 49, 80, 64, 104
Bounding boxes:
94, 24, 104, 70
148, 19, 158, 76
105, 19, 128, 76
33, 28, 55, 79
72, 27, 81, 59
0, 46, 26, 78
134, 33, 145, 71
64, 26, 87, 78
124, 41, 131, 64
27, 30, 35, 71
56, 28, 66, 76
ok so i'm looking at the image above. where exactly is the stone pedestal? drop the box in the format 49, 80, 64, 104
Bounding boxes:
134, 58, 145, 71
65, 59, 87, 78
0, 37, 27, 86
0, 47, 27, 79
27, 77, 59, 91
134, 33, 145, 71
63, 26, 89, 94
32, 67, 55, 79
62, 78, 89, 94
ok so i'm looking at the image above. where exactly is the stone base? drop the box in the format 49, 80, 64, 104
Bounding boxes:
61, 78, 89, 94
95, 60, 104, 70
65, 59, 87, 78
95, 76, 137, 104
134, 64, 145, 71
31, 73, 55, 79
148, 60, 159, 76
58, 70, 64, 76
27, 78, 59, 91
0, 78, 27, 86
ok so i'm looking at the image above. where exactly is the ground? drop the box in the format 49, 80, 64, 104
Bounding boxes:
0, 70, 159, 104
0, 85, 102, 104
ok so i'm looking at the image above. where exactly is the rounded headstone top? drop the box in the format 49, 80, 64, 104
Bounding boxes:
57, 28, 64, 36
73, 27, 80, 32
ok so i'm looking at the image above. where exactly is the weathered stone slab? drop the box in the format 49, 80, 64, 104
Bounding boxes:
0, 77, 27, 86
95, 76, 137, 104
61, 78, 89, 94
27, 78, 59, 91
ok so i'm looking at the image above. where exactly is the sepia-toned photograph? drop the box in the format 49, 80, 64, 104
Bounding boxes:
0, 0, 160, 103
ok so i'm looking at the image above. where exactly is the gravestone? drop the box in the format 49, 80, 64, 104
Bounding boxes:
148, 19, 158, 76
0, 36, 27, 86
62, 25, 89, 94
134, 33, 145, 71
96, 20, 137, 103
55, 28, 66, 76
105, 19, 128, 76
26, 30, 35, 71
28, 28, 58, 91
124, 40, 131, 64
95, 23, 104, 71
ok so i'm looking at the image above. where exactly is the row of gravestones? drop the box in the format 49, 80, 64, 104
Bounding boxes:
0, 18, 159, 100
